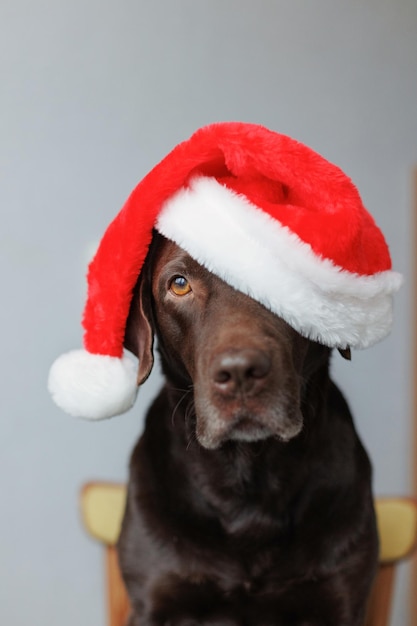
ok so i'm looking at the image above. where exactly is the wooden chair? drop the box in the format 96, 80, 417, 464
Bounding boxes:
80, 483, 417, 626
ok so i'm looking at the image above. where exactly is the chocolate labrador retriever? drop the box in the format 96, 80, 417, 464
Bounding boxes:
118, 232, 378, 626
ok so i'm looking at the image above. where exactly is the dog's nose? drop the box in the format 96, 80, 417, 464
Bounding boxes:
211, 349, 271, 396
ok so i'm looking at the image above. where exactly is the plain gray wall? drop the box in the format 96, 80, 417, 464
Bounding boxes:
1, 1, 416, 624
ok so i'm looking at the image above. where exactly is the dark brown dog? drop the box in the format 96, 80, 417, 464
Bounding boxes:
118, 232, 378, 626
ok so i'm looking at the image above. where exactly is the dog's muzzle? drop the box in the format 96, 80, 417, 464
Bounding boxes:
194, 348, 303, 449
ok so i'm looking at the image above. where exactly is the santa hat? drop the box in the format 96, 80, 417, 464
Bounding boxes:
48, 122, 402, 420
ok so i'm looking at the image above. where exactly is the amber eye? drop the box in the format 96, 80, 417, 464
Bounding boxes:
169, 276, 192, 296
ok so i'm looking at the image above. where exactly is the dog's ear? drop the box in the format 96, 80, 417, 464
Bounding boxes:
338, 347, 352, 361
124, 275, 155, 385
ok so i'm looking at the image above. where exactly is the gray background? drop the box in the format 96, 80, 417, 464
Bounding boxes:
1, 1, 416, 624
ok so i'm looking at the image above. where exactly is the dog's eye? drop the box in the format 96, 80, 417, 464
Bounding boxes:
169, 276, 192, 296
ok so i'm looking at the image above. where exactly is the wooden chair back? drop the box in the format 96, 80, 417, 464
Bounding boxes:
80, 483, 417, 626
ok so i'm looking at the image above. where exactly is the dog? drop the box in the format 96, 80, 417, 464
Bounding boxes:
117, 232, 379, 626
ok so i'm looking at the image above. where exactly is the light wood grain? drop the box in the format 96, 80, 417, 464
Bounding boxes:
106, 546, 131, 626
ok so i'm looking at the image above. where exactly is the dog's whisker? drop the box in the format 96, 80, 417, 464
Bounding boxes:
184, 402, 197, 450
170, 385, 193, 394
186, 431, 197, 451
170, 389, 193, 426
184, 401, 196, 427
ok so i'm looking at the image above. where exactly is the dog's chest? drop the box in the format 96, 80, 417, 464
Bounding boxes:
169, 536, 316, 603
167, 511, 309, 595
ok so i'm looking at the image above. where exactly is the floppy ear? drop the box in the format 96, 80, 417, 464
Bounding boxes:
338, 347, 352, 361
124, 274, 155, 385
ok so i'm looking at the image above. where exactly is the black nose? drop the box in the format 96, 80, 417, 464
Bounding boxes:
211, 349, 271, 396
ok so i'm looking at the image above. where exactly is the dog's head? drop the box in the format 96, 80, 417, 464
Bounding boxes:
125, 233, 331, 450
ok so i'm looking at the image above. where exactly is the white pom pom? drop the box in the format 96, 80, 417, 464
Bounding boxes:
48, 349, 139, 420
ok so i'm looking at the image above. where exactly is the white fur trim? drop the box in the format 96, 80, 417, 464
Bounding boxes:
156, 176, 403, 349
48, 349, 138, 419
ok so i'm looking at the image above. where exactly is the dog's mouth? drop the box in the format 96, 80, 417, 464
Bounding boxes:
225, 412, 273, 442
194, 404, 303, 450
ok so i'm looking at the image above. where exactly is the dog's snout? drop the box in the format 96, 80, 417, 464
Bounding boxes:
212, 349, 271, 396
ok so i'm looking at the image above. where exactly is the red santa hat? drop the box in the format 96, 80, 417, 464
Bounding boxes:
48, 122, 402, 420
